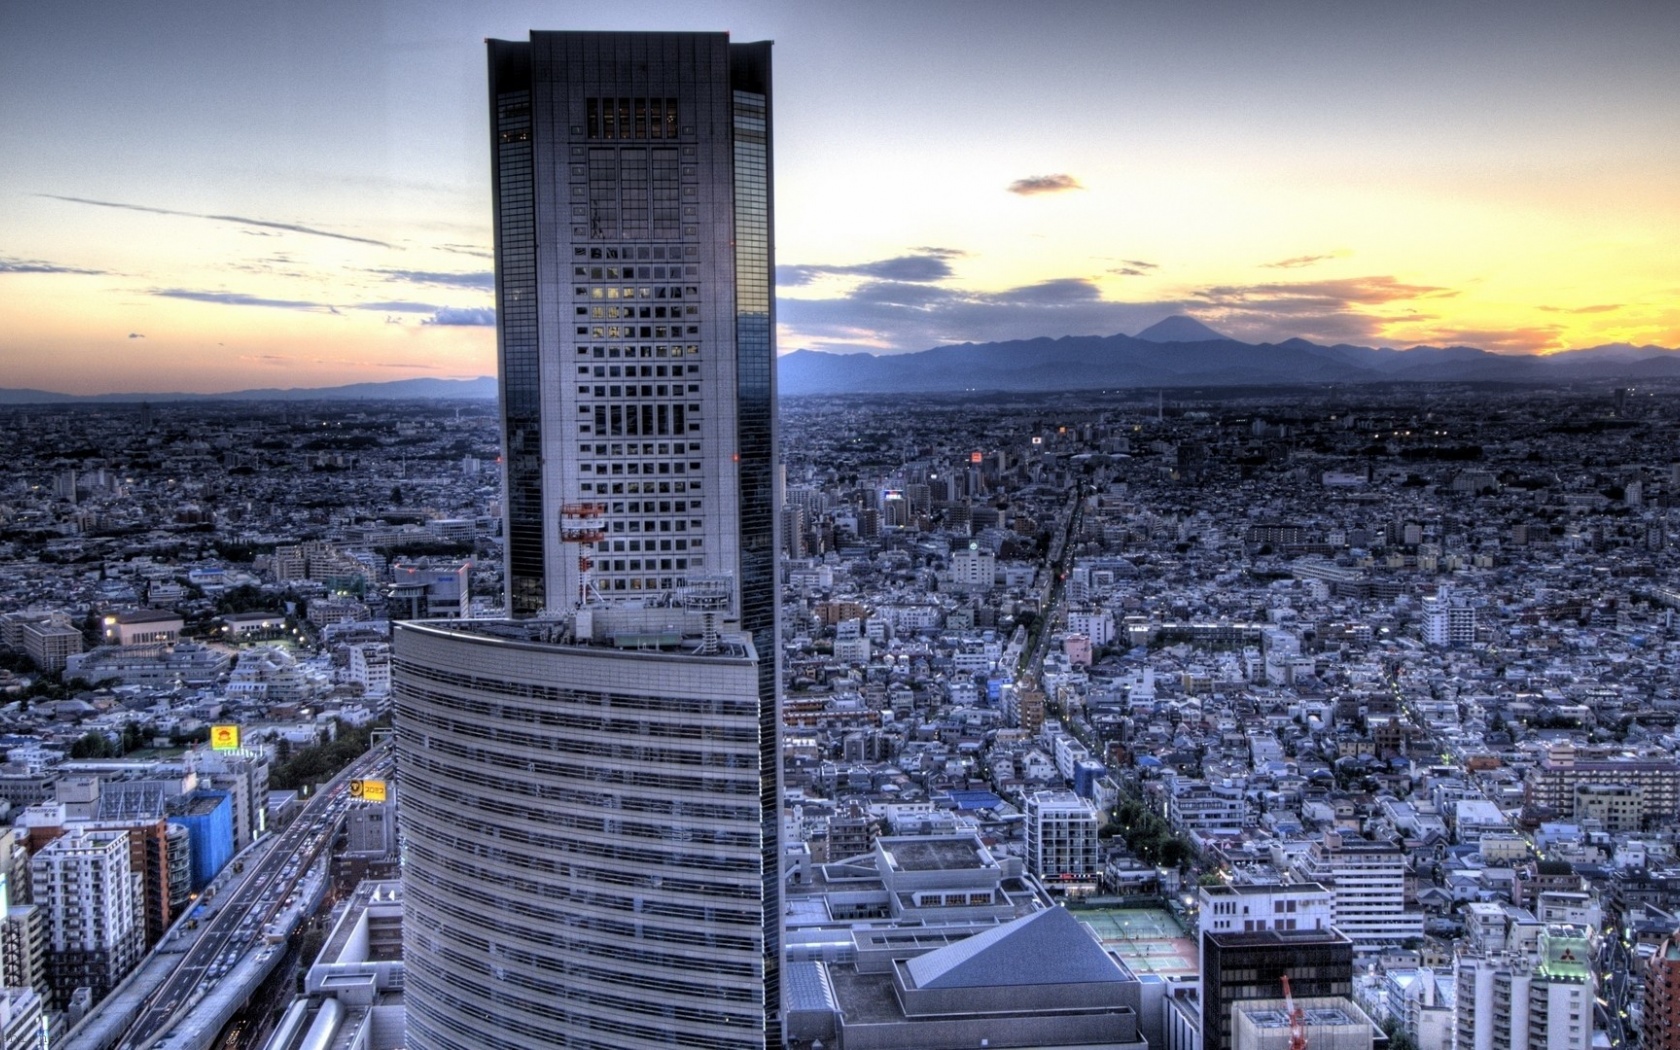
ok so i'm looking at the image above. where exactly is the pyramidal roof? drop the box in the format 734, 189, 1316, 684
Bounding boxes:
905, 906, 1125, 990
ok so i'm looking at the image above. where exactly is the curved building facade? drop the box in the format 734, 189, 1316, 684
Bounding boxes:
394, 616, 767, 1050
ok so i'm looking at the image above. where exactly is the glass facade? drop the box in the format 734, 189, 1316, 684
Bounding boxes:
1201, 929, 1355, 1050
487, 42, 545, 617
729, 47, 782, 1037
410, 30, 781, 1050
396, 622, 765, 1050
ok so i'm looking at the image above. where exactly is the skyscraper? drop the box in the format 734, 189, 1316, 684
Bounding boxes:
394, 30, 781, 1050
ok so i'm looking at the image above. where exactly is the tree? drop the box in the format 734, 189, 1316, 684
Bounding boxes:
70, 731, 116, 759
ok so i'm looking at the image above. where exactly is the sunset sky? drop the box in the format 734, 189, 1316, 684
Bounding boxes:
2, 0, 1677, 395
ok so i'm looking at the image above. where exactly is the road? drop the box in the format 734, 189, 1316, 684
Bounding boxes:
112, 745, 390, 1050
1019, 479, 1086, 707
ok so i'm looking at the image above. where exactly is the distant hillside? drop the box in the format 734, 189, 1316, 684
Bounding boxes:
779, 319, 1680, 396
0, 375, 498, 405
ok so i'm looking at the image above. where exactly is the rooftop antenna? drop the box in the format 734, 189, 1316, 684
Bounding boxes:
560, 503, 607, 607
680, 574, 732, 655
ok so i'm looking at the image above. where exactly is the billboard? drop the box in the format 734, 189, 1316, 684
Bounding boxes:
210, 725, 240, 751
350, 778, 387, 803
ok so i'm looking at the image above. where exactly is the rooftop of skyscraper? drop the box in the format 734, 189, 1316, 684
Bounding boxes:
404, 608, 756, 661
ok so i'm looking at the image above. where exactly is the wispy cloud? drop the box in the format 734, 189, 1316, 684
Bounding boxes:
1008, 174, 1083, 196
370, 268, 495, 289
423, 306, 496, 326
152, 288, 335, 311
355, 300, 440, 313
438, 244, 494, 260
1261, 252, 1344, 270
1406, 325, 1565, 354
0, 255, 106, 275
39, 194, 394, 248
1538, 303, 1622, 315
128, 333, 144, 339
778, 248, 965, 288
1108, 260, 1159, 278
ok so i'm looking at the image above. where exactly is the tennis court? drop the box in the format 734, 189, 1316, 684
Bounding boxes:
1071, 906, 1199, 978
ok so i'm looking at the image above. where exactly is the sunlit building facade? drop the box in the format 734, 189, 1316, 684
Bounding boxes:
396, 617, 768, 1050
397, 29, 781, 1050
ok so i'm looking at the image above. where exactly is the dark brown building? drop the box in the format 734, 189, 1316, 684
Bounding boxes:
1644, 930, 1680, 1050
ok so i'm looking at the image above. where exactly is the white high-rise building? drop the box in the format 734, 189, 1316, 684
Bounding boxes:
1293, 831, 1424, 945
1198, 881, 1334, 939
30, 828, 142, 1009
1422, 587, 1476, 647
949, 542, 997, 593
1068, 609, 1115, 648
1455, 925, 1594, 1050
1024, 790, 1101, 883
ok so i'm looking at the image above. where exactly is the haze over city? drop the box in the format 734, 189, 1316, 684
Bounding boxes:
2, 0, 1677, 396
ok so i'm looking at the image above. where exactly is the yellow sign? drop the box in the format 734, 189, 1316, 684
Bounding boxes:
210, 725, 240, 751
350, 779, 387, 803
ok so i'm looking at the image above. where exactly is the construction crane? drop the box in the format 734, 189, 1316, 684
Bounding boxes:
1281, 973, 1309, 1050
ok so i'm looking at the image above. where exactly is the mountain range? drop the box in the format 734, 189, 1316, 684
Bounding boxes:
0, 375, 499, 406
778, 317, 1680, 396
3, 321, 1677, 404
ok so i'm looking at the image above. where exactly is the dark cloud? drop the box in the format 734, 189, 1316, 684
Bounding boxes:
438, 244, 494, 260
152, 288, 333, 311
355, 300, 440, 313
1008, 174, 1083, 196
370, 268, 496, 290
128, 333, 144, 339
1187, 275, 1459, 345
40, 195, 394, 248
780, 273, 1184, 354
1262, 253, 1340, 270
780, 265, 1492, 356
423, 307, 496, 326
1196, 276, 1454, 312
0, 255, 106, 275
993, 277, 1107, 305
778, 250, 963, 288
1538, 303, 1622, 315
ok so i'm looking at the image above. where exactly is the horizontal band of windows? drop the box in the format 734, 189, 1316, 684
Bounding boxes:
393, 663, 756, 717
406, 882, 759, 977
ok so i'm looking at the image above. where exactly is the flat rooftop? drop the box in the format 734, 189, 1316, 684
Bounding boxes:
879, 838, 990, 873
1206, 927, 1353, 948
402, 615, 755, 660
1203, 882, 1327, 898
1245, 1007, 1357, 1028
177, 791, 227, 817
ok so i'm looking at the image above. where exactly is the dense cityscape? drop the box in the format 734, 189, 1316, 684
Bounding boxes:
2, 9, 1678, 1050
0, 374, 1674, 1047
